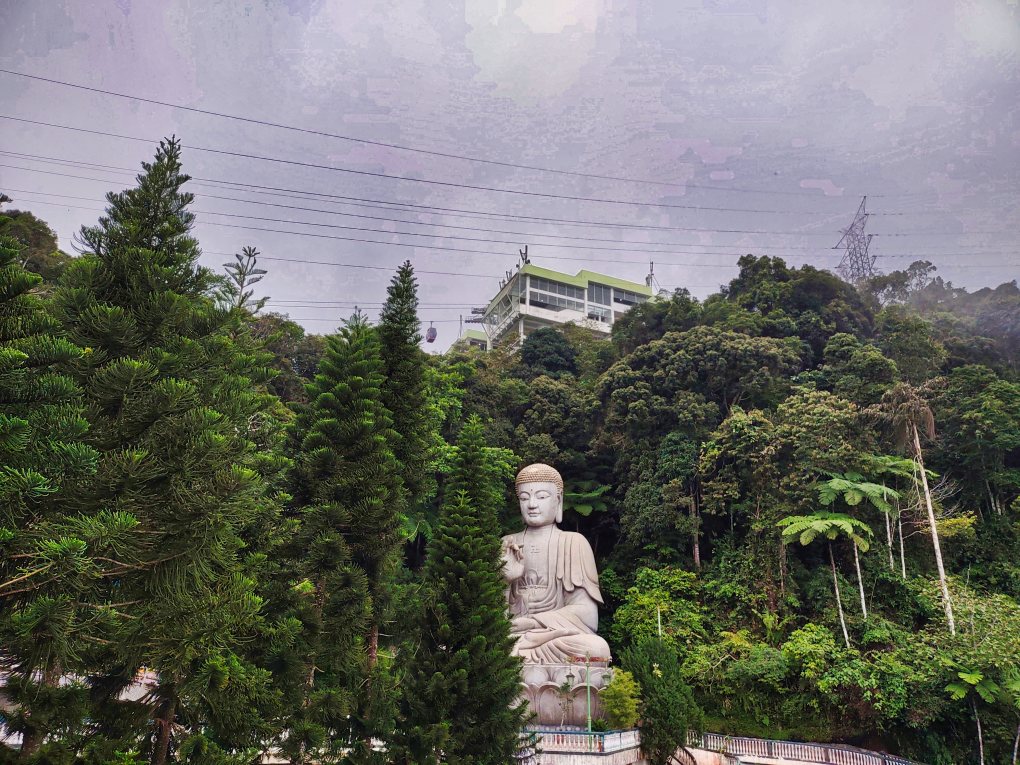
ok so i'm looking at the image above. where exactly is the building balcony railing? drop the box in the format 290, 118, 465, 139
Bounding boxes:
528, 727, 641, 754
486, 306, 520, 343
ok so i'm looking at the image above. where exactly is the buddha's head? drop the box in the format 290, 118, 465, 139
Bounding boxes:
516, 463, 563, 527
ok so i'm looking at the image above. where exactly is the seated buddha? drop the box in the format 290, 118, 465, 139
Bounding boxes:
501, 463, 612, 665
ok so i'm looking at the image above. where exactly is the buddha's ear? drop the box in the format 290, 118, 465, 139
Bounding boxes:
556, 492, 564, 524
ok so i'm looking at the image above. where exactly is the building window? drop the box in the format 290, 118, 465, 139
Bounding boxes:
529, 291, 584, 312
613, 289, 646, 306
587, 283, 612, 305
587, 304, 611, 322
531, 277, 585, 301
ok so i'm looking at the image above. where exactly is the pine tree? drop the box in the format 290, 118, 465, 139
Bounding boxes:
217, 246, 268, 314
285, 313, 403, 764
378, 261, 434, 512
0, 234, 101, 762
395, 415, 526, 765
50, 138, 279, 765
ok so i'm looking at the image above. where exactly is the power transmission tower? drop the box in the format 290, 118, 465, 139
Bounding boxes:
834, 196, 876, 284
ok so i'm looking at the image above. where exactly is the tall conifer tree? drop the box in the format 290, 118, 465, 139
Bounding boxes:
0, 235, 101, 762
49, 138, 278, 765
285, 314, 403, 764
395, 415, 526, 765
378, 261, 433, 511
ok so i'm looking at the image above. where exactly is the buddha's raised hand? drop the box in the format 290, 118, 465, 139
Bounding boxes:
501, 539, 525, 581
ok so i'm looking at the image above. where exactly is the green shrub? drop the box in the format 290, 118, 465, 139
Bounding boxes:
601, 669, 641, 729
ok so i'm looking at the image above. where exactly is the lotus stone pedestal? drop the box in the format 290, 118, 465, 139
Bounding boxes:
522, 660, 610, 727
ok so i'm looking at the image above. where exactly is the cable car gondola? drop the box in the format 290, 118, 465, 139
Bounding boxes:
425, 321, 437, 343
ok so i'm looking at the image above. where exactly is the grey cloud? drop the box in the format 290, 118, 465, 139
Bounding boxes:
1, 0, 1016, 349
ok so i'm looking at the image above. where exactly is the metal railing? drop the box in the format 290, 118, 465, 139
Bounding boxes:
530, 728, 641, 754
689, 731, 924, 765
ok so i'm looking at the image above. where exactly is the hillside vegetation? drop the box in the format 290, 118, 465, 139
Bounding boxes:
2, 145, 1019, 765
446, 256, 1020, 764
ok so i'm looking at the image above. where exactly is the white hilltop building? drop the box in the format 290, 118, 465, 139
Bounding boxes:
464, 262, 655, 350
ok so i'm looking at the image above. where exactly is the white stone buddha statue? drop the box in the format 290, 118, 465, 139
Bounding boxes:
501, 463, 612, 665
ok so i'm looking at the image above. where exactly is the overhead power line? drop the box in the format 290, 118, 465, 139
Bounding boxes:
12, 194, 745, 270
10, 176, 1006, 253
0, 191, 856, 269
253, 256, 496, 279
17, 195, 1016, 271
200, 252, 727, 290
0, 184, 816, 256
0, 198, 505, 280
7, 156, 1011, 242
0, 158, 854, 236
6, 179, 836, 252
0, 150, 979, 223
12, 186, 1019, 264
195, 208, 1020, 260
199, 220, 743, 267
0, 67, 883, 199
0, 114, 863, 216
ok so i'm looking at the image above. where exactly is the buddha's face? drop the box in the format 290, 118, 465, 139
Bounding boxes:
518, 481, 561, 527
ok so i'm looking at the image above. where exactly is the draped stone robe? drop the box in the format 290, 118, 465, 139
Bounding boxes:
503, 526, 612, 664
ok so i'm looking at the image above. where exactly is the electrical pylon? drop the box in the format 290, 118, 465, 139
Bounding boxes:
834, 196, 876, 283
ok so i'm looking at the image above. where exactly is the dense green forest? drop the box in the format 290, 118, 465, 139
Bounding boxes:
2, 143, 1019, 765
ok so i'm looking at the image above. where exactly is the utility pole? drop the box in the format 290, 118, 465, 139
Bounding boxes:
584, 653, 592, 733
834, 196, 876, 284
645, 260, 668, 296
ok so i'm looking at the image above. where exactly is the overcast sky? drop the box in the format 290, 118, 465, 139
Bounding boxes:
1, 0, 1017, 348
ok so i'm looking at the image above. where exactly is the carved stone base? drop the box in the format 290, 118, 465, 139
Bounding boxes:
521, 660, 611, 727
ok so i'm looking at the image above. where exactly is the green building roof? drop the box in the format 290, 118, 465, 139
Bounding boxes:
520, 264, 654, 295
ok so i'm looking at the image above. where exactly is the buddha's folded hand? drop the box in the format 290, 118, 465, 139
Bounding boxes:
511, 616, 541, 633
515, 627, 573, 652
